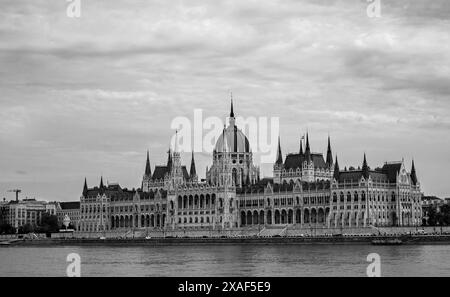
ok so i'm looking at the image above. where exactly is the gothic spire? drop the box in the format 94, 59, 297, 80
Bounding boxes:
145, 150, 151, 176
276, 136, 283, 165
299, 136, 303, 155
99, 176, 104, 189
333, 155, 340, 180
83, 177, 88, 196
167, 147, 172, 170
326, 135, 333, 167
362, 153, 369, 179
305, 133, 311, 161
190, 151, 197, 179
411, 159, 418, 185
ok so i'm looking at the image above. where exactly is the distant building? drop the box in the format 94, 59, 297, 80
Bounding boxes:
56, 201, 80, 230
0, 199, 57, 230
421, 196, 446, 225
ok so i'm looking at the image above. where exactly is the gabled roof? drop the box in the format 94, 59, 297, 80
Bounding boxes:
59, 201, 80, 210
381, 163, 402, 183
151, 165, 190, 181
284, 153, 328, 170
152, 166, 170, 180
84, 184, 135, 200
337, 170, 389, 183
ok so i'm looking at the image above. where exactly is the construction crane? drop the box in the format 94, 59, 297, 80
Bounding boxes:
7, 189, 21, 202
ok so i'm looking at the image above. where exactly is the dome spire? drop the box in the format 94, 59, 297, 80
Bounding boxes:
230, 92, 234, 118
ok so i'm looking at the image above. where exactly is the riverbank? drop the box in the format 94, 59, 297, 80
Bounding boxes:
3, 234, 450, 246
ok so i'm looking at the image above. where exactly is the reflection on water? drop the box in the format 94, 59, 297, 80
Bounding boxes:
0, 244, 449, 277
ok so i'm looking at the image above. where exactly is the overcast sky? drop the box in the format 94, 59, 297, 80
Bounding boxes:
1, 0, 449, 202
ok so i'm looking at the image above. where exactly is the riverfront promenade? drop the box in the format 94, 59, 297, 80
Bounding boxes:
2, 226, 450, 246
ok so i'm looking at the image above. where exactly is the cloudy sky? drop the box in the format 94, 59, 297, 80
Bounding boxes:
1, 0, 449, 202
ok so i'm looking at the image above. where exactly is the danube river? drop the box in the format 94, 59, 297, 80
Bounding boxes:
0, 244, 449, 277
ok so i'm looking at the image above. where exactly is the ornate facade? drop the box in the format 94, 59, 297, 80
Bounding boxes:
78, 102, 422, 233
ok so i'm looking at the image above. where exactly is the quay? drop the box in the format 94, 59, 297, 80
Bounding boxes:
3, 234, 450, 247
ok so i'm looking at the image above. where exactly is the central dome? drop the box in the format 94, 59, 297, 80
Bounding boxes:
215, 98, 251, 153
215, 124, 251, 153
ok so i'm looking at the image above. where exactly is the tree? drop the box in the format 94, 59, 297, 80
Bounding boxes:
0, 223, 16, 234
36, 213, 59, 234
428, 207, 438, 226
427, 204, 450, 226
18, 223, 35, 234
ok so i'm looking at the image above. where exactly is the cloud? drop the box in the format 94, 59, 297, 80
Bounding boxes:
0, 0, 449, 200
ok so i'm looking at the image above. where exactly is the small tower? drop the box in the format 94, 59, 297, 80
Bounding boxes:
304, 133, 312, 163
219, 126, 233, 188
299, 136, 304, 155
273, 136, 283, 184
362, 153, 370, 180
302, 133, 314, 182
142, 150, 152, 192
170, 131, 184, 187
83, 178, 88, 196
326, 136, 333, 168
145, 150, 152, 177
410, 160, 418, 186
333, 156, 340, 181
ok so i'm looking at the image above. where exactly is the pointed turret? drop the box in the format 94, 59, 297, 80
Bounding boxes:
145, 150, 151, 177
167, 147, 172, 170
299, 136, 303, 155
362, 153, 369, 179
275, 136, 283, 165
305, 133, 311, 162
411, 159, 418, 185
333, 156, 340, 181
99, 176, 104, 189
326, 136, 333, 167
83, 178, 88, 196
190, 151, 197, 179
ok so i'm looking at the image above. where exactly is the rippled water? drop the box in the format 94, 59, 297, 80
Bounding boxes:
1, 244, 449, 277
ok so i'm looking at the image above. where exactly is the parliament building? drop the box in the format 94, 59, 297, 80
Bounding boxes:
78, 102, 422, 233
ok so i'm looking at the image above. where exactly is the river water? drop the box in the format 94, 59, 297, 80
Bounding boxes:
0, 244, 449, 277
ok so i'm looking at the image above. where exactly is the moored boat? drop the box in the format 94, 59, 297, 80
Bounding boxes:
371, 238, 403, 245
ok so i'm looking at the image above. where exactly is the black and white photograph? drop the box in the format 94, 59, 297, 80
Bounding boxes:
1, 0, 450, 284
